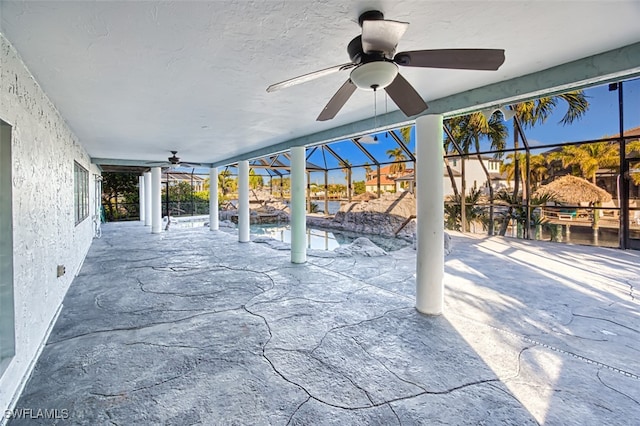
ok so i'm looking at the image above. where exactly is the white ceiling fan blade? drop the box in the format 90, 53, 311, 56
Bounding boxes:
267, 63, 356, 92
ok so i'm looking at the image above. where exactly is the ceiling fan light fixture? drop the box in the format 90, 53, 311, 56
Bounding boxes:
350, 61, 398, 90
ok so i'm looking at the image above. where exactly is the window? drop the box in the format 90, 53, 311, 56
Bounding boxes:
1, 120, 15, 376
74, 162, 89, 224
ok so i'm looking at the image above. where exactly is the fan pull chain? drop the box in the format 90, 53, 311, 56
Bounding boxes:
374, 88, 377, 128
373, 88, 379, 142
385, 91, 388, 114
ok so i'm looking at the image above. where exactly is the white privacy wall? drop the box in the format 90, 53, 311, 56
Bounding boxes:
0, 34, 97, 415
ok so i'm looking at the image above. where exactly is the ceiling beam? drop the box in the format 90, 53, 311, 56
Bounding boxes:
211, 41, 640, 168
91, 158, 213, 169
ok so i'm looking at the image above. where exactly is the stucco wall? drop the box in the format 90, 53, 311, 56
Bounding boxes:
444, 158, 506, 197
0, 33, 97, 416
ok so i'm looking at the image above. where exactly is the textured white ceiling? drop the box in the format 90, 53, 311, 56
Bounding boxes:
1, 1, 640, 165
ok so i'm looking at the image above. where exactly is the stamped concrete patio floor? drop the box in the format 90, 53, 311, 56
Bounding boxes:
11, 222, 640, 425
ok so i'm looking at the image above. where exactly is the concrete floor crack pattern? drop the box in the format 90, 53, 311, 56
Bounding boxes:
458, 313, 640, 380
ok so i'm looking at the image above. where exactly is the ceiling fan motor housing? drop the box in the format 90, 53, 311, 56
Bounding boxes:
169, 151, 180, 164
358, 10, 384, 27
347, 35, 365, 64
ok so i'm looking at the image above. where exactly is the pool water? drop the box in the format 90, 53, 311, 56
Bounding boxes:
251, 225, 340, 250
169, 216, 409, 251
250, 224, 410, 252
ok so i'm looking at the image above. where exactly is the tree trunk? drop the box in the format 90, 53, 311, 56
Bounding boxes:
475, 152, 494, 236
498, 205, 513, 236
444, 158, 459, 197
499, 127, 521, 237
512, 130, 521, 199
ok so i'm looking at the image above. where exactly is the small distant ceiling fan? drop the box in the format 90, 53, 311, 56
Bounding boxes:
146, 151, 203, 168
266, 10, 505, 121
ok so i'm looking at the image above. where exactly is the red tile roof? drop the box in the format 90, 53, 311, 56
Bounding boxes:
364, 166, 413, 186
611, 125, 640, 138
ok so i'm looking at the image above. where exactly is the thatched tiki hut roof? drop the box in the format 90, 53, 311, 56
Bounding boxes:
535, 175, 612, 205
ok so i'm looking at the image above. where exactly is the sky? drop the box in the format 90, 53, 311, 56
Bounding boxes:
188, 77, 640, 185
522, 78, 640, 147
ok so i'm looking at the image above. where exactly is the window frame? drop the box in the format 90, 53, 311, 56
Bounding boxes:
74, 161, 89, 225
0, 119, 15, 376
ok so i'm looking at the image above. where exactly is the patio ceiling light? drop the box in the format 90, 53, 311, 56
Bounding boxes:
481, 106, 515, 122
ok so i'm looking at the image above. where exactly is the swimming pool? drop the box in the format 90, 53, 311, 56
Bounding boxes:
251, 224, 410, 252
170, 216, 409, 251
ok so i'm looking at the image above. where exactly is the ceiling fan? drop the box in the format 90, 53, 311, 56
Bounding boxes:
146, 151, 203, 168
266, 10, 505, 121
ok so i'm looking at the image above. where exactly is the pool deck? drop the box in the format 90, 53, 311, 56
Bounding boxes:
9, 222, 640, 425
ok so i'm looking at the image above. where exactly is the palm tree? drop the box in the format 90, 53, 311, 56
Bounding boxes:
552, 142, 619, 184
509, 91, 589, 198
501, 152, 549, 190
340, 159, 352, 199
249, 168, 263, 189
529, 154, 550, 190
400, 126, 412, 144
501, 153, 527, 187
627, 140, 640, 185
363, 162, 373, 181
445, 112, 508, 234
386, 147, 407, 176
218, 169, 233, 196
497, 91, 589, 237
444, 187, 486, 232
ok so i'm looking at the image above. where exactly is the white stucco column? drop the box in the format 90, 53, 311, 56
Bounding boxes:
144, 171, 152, 226
209, 167, 219, 231
290, 146, 306, 263
151, 167, 162, 234
238, 161, 250, 242
138, 175, 145, 222
415, 115, 444, 315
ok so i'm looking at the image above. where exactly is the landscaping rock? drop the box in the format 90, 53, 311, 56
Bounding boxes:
252, 236, 291, 250
219, 219, 235, 228
329, 192, 416, 236
334, 237, 387, 257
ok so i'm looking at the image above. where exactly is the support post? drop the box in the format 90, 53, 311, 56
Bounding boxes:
144, 172, 152, 226
347, 168, 352, 202
209, 167, 219, 231
238, 161, 250, 242
151, 167, 162, 234
617, 82, 628, 249
291, 146, 307, 263
415, 115, 444, 315
139, 175, 145, 222
306, 171, 312, 213
377, 165, 381, 197
324, 171, 329, 216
